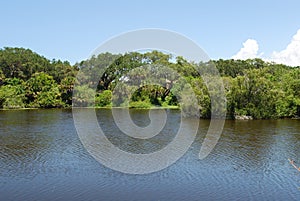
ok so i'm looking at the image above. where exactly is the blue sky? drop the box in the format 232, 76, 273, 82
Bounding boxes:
1, 0, 300, 65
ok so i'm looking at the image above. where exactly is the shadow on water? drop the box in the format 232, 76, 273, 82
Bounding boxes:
96, 108, 180, 154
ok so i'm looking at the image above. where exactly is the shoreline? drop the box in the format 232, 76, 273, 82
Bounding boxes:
0, 105, 180, 111
0, 107, 299, 120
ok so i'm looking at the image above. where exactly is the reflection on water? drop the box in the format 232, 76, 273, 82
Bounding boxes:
96, 109, 181, 154
0, 109, 300, 200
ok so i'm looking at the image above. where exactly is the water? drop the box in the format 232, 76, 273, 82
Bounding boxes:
0, 109, 300, 200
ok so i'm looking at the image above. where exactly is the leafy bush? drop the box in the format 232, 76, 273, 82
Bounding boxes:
95, 90, 112, 107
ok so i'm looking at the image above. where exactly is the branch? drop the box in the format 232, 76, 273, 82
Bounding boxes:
288, 158, 300, 171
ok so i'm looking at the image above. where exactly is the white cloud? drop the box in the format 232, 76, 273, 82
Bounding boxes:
232, 29, 300, 67
232, 39, 261, 60
271, 29, 300, 67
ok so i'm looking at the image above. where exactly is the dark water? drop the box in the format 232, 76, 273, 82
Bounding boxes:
0, 109, 300, 201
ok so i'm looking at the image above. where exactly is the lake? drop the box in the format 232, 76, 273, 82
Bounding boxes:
0, 109, 300, 200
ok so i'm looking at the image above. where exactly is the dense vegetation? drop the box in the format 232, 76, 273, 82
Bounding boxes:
0, 47, 299, 119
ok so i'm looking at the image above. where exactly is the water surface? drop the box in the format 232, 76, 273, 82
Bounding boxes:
0, 109, 300, 200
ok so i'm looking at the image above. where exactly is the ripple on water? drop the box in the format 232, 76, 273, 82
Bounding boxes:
1, 110, 300, 200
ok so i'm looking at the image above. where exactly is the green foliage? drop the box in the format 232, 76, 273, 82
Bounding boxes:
0, 47, 50, 80
129, 100, 152, 109
36, 87, 63, 108
274, 68, 300, 117
0, 47, 76, 108
95, 90, 112, 107
0, 69, 5, 85
0, 46, 299, 119
0, 82, 25, 109
0, 47, 77, 82
60, 76, 75, 105
72, 85, 95, 107
25, 72, 64, 108
230, 69, 277, 118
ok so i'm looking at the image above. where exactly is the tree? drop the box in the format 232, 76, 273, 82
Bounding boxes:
0, 47, 51, 80
0, 69, 5, 85
0, 46, 299, 119
276, 68, 300, 117
25, 72, 63, 108
50, 60, 77, 83
95, 90, 112, 107
72, 84, 95, 107
0, 78, 25, 108
60, 76, 76, 105
230, 69, 277, 119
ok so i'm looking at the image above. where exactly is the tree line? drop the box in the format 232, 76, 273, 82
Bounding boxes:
0, 47, 299, 119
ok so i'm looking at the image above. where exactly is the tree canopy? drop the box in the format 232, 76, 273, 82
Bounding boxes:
0, 47, 299, 119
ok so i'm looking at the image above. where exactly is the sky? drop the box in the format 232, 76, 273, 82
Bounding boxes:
1, 0, 300, 66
